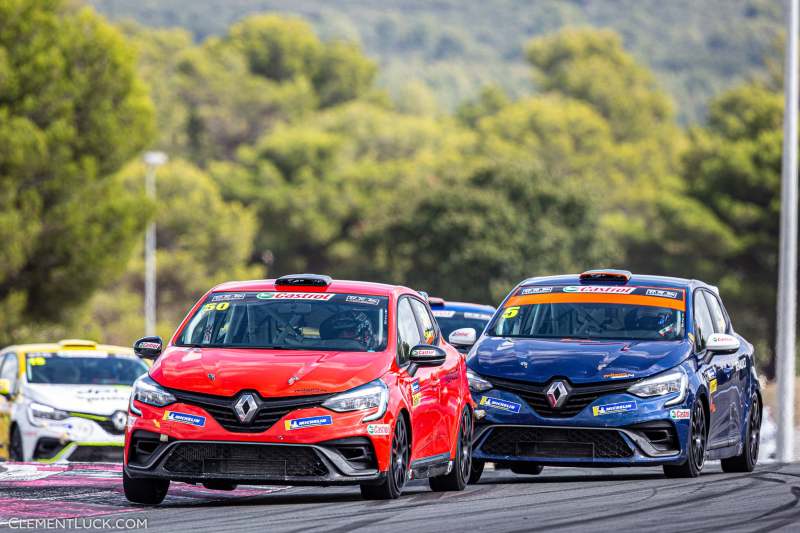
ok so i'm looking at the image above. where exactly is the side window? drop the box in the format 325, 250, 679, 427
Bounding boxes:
703, 291, 729, 334
397, 298, 422, 365
0, 353, 19, 394
409, 298, 437, 344
693, 292, 715, 351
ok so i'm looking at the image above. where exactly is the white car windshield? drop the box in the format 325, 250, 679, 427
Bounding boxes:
26, 353, 148, 385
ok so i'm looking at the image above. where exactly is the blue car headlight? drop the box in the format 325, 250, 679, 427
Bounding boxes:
627, 368, 688, 406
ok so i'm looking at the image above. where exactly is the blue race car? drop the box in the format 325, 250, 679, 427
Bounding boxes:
464, 269, 762, 482
427, 297, 495, 353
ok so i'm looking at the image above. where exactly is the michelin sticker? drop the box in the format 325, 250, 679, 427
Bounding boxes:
432, 310, 456, 318
164, 411, 206, 427
285, 415, 333, 431
709, 378, 718, 394
592, 401, 637, 416
670, 409, 691, 420
479, 396, 522, 414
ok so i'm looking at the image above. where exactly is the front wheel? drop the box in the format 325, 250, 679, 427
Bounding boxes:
9, 425, 24, 461
469, 460, 485, 484
721, 395, 761, 473
360, 416, 409, 500
663, 400, 707, 478
123, 471, 169, 505
430, 408, 472, 492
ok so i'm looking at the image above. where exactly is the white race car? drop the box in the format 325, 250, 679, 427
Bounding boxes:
0, 339, 148, 462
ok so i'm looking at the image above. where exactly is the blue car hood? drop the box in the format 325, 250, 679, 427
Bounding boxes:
468, 336, 691, 384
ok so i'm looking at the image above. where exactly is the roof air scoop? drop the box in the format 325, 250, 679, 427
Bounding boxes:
275, 274, 332, 287
579, 269, 632, 283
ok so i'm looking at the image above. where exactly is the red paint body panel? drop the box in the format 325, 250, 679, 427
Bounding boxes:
125, 279, 474, 480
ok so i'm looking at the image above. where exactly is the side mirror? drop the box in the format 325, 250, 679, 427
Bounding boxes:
0, 378, 11, 398
706, 333, 740, 354
408, 344, 447, 376
448, 328, 477, 349
134, 336, 163, 359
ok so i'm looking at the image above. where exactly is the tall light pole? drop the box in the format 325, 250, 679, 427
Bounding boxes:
777, 0, 799, 464
143, 151, 168, 337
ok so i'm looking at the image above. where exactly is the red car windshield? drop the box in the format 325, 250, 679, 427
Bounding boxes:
489, 285, 686, 341
176, 292, 389, 352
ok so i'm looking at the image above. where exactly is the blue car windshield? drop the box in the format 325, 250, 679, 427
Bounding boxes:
432, 309, 493, 339
489, 285, 686, 341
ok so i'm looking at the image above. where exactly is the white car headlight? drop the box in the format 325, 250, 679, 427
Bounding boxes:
322, 379, 388, 422
129, 375, 176, 416
28, 402, 70, 426
627, 368, 688, 406
467, 370, 492, 392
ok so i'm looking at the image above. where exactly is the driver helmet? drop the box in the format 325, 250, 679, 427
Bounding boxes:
320, 311, 375, 349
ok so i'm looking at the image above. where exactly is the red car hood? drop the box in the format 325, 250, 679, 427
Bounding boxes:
150, 347, 392, 397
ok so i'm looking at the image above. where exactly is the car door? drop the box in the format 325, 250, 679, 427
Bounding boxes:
0, 352, 16, 460
704, 290, 747, 445
397, 297, 441, 460
409, 297, 455, 454
693, 290, 732, 448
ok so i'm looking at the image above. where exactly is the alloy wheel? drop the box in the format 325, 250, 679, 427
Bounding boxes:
459, 410, 473, 482
392, 418, 409, 491
691, 402, 706, 471
749, 398, 761, 461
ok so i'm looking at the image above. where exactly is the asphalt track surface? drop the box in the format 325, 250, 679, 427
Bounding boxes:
1, 462, 800, 532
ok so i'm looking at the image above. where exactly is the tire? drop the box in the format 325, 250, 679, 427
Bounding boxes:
202, 481, 237, 491
469, 460, 485, 484
509, 463, 544, 476
9, 425, 23, 462
123, 470, 169, 505
721, 395, 761, 473
430, 408, 472, 492
663, 400, 707, 478
360, 416, 409, 500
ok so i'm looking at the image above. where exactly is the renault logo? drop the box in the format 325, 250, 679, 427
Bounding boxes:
546, 381, 569, 409
112, 411, 128, 432
234, 393, 259, 423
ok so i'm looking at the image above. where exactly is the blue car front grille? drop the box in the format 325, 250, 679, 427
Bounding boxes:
484, 376, 634, 418
480, 426, 634, 459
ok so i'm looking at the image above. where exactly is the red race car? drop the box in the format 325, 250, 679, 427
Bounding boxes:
124, 274, 474, 503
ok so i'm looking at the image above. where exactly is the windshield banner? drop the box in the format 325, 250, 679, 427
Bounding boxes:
507, 286, 686, 311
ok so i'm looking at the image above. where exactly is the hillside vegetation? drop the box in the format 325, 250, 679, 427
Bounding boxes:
89, 0, 784, 122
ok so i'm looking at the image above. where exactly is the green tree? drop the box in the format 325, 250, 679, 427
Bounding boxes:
516, 29, 734, 287
683, 83, 785, 375
0, 0, 154, 343
212, 101, 476, 276
360, 163, 615, 303
74, 160, 263, 345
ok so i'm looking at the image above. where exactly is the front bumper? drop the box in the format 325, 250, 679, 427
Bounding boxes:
471, 386, 692, 466
124, 432, 383, 485
19, 414, 125, 462
125, 398, 395, 485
